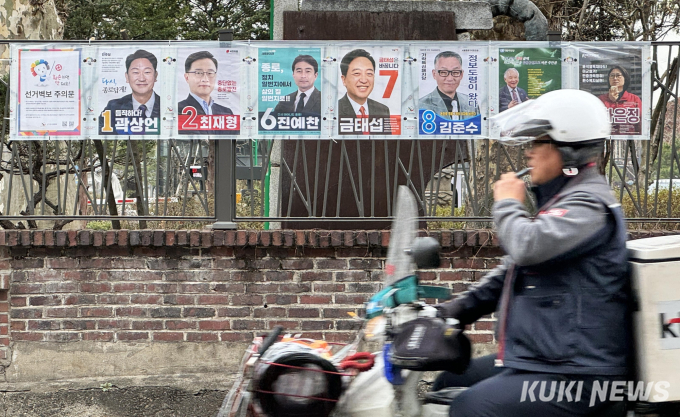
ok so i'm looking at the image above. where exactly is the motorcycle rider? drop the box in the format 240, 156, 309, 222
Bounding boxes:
434, 89, 633, 416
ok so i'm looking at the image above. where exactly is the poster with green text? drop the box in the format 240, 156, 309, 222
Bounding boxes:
498, 47, 561, 113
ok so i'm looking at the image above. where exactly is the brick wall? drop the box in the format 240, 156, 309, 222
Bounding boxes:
0, 228, 674, 370
0, 229, 508, 360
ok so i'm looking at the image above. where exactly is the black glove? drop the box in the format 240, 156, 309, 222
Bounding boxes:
434, 300, 464, 322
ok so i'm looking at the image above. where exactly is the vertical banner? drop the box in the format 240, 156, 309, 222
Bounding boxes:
336, 46, 402, 136
17, 49, 81, 136
257, 48, 322, 136
498, 47, 561, 112
578, 46, 643, 137
97, 48, 162, 136
176, 48, 240, 136
418, 47, 483, 136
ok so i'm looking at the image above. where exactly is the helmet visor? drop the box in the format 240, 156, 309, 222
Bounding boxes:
491, 100, 553, 145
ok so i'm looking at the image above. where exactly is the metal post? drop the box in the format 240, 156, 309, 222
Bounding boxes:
212, 29, 238, 229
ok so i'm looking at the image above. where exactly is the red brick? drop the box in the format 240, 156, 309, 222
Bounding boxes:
176, 231, 187, 246
83, 332, 114, 342
259, 231, 271, 246
184, 307, 215, 318
217, 307, 251, 318
198, 320, 230, 330
466, 231, 478, 246
113, 283, 145, 293
190, 230, 201, 247
81, 307, 114, 317
281, 259, 313, 270
10, 322, 25, 331
118, 332, 149, 341
197, 295, 229, 305
300, 271, 333, 282
231, 295, 263, 306
7, 231, 18, 247
62, 320, 96, 330
453, 231, 465, 247
98, 295, 131, 305
324, 332, 357, 343
440, 271, 475, 281
80, 282, 112, 293
284, 231, 295, 247
299, 295, 332, 304
225, 231, 236, 245
115, 307, 147, 317
302, 321, 334, 331
130, 295, 163, 304
97, 319, 132, 330
165, 231, 175, 246
313, 283, 345, 292
165, 320, 196, 330
231, 320, 265, 330
247, 231, 258, 246
27, 320, 60, 331
33, 231, 44, 246
153, 332, 184, 342
12, 332, 44, 341
322, 308, 356, 319
62, 271, 96, 281
187, 332, 218, 342
45, 282, 79, 293
178, 283, 210, 293
265, 295, 297, 305
336, 271, 368, 282
20, 230, 31, 246
132, 321, 164, 330
220, 332, 254, 342
118, 230, 129, 246
469, 333, 494, 344
288, 308, 320, 318
145, 283, 177, 293
474, 321, 496, 331
29, 295, 62, 306
334, 294, 367, 304
93, 231, 104, 247
11, 284, 43, 294
45, 308, 77, 318
253, 307, 286, 318
236, 231, 247, 246
211, 283, 245, 293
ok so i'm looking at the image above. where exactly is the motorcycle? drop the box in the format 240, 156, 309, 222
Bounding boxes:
217, 185, 680, 417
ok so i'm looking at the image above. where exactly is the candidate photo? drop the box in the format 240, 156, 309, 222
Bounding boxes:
499, 67, 529, 113
338, 48, 391, 134
274, 54, 321, 115
419, 51, 479, 120
178, 51, 234, 135
99, 49, 161, 134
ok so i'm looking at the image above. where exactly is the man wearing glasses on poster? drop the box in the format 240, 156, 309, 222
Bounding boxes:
178, 51, 233, 135
419, 51, 479, 121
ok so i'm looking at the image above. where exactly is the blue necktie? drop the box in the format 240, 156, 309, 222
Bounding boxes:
138, 104, 148, 117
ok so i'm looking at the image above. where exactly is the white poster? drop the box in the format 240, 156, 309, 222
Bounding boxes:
17, 49, 81, 136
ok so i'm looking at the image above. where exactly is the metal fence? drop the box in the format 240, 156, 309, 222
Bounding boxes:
1, 41, 679, 230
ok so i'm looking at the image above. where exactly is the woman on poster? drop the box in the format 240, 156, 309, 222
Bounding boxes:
598, 65, 642, 135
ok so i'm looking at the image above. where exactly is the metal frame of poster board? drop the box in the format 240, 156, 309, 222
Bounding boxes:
9, 41, 652, 141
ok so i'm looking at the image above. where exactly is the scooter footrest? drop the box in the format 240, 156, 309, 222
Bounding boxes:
423, 387, 468, 405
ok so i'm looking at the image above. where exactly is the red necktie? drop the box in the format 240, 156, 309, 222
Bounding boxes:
512, 89, 519, 103
359, 106, 369, 135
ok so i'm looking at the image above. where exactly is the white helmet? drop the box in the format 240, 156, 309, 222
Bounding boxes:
491, 89, 611, 144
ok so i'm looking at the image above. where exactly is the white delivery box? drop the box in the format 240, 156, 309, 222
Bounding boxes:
628, 235, 680, 402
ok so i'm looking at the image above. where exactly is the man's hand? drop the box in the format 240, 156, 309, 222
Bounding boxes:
493, 172, 526, 202
508, 99, 519, 109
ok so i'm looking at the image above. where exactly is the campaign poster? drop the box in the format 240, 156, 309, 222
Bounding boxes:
337, 46, 402, 136
97, 48, 161, 136
418, 47, 482, 136
579, 46, 644, 136
17, 49, 81, 136
176, 48, 240, 136
258, 48, 321, 135
498, 47, 561, 113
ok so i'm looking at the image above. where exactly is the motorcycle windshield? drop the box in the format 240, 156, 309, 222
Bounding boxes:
384, 186, 417, 287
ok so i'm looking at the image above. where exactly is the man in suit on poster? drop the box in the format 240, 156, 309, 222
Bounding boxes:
99, 49, 161, 134
274, 54, 321, 116
337, 48, 391, 135
499, 67, 529, 112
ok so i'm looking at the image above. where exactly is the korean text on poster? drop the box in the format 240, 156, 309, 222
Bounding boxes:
18, 49, 81, 136
418, 48, 482, 136
176, 48, 240, 136
579, 47, 643, 136
498, 47, 561, 113
258, 48, 322, 135
337, 47, 402, 136
97, 48, 162, 136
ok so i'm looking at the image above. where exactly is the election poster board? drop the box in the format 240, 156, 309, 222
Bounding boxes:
578, 45, 646, 137
176, 48, 240, 136
96, 47, 162, 137
418, 46, 483, 137
336, 46, 402, 136
8, 41, 653, 141
498, 47, 561, 113
257, 48, 322, 136
16, 49, 81, 136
